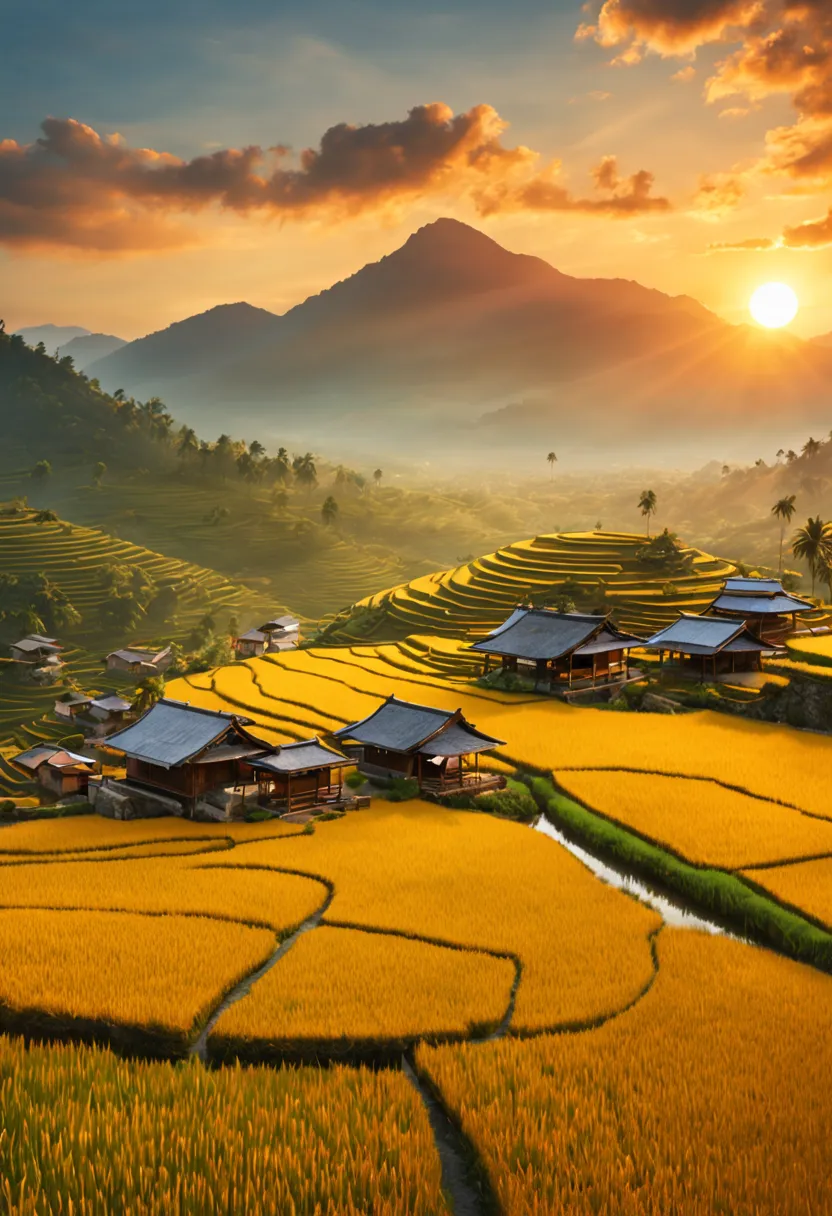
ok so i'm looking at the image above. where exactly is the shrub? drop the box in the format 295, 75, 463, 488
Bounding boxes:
386, 777, 420, 802
345, 770, 365, 789
475, 785, 537, 820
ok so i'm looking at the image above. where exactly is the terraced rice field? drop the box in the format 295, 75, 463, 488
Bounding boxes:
743, 857, 832, 931
0, 510, 273, 798
322, 530, 741, 643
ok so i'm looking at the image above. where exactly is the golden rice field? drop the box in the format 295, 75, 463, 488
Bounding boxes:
0, 1037, 448, 1216
0, 909, 274, 1038
417, 931, 832, 1216
169, 639, 832, 819
212, 924, 515, 1050
0, 854, 326, 934
225, 802, 660, 1033
555, 769, 832, 870
0, 810, 304, 854
743, 857, 832, 931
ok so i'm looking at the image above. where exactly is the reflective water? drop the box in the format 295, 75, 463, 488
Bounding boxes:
534, 814, 738, 937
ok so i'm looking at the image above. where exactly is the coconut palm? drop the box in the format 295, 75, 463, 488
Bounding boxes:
176, 426, 199, 462
638, 490, 657, 538
293, 452, 318, 491
802, 437, 823, 459
771, 495, 797, 572
792, 516, 832, 597
373, 468, 383, 487
547, 451, 557, 480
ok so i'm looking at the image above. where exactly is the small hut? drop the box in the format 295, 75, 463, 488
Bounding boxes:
104, 699, 269, 811
333, 695, 505, 796
54, 691, 93, 721
88, 694, 133, 732
470, 608, 642, 691
11, 635, 62, 664
235, 615, 300, 659
12, 745, 99, 797
643, 613, 770, 680
248, 738, 352, 813
105, 646, 172, 677
705, 576, 814, 645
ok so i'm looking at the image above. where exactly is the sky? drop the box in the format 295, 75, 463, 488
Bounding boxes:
3, 0, 832, 339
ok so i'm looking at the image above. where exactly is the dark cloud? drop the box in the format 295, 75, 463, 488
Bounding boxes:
0, 107, 668, 252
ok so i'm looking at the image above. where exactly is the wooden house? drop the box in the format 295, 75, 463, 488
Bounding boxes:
89, 694, 132, 730
55, 691, 94, 721
11, 634, 62, 664
106, 645, 172, 677
705, 577, 814, 646
248, 738, 352, 813
470, 608, 643, 690
12, 745, 99, 798
333, 695, 505, 796
235, 615, 300, 659
644, 613, 770, 679
104, 698, 270, 811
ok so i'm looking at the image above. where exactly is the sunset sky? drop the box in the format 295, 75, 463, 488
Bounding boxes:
4, 0, 832, 340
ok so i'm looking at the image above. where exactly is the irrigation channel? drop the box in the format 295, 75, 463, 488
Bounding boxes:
534, 814, 739, 937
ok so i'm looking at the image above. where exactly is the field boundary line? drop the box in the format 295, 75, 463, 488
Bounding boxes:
553, 764, 828, 823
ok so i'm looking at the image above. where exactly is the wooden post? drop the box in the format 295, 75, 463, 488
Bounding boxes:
592, 654, 597, 687
569, 653, 573, 689
287, 771, 292, 813
315, 769, 320, 808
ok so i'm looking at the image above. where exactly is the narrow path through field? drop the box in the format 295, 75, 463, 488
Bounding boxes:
191, 879, 334, 1063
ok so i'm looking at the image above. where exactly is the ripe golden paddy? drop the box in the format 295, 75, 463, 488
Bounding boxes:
556, 769, 832, 869
0, 813, 303, 855
0, 856, 326, 933
0, 1038, 448, 1216
212, 924, 515, 1047
418, 931, 832, 1216
0, 909, 274, 1034
238, 801, 660, 1032
744, 857, 832, 931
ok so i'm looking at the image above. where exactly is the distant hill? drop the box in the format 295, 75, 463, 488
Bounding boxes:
87, 219, 832, 452
813, 331, 832, 349
56, 333, 126, 370
88, 303, 282, 399
14, 324, 90, 354
0, 328, 168, 469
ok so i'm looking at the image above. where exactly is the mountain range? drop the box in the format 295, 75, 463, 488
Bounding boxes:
66, 219, 832, 455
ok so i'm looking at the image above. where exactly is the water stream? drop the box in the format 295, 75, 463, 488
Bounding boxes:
534, 814, 739, 937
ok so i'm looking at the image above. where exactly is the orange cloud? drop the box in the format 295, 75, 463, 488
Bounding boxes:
578, 0, 765, 57
474, 155, 670, 217
0, 107, 669, 253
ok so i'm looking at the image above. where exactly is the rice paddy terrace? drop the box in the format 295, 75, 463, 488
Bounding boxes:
0, 509, 272, 800
319, 530, 739, 644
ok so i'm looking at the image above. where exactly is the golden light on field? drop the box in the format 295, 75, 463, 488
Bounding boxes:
749, 282, 799, 329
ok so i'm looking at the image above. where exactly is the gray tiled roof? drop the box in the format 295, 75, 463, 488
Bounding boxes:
12, 638, 60, 654
471, 609, 639, 660
105, 699, 256, 768
417, 721, 505, 757
333, 696, 503, 755
644, 614, 768, 656
724, 577, 785, 595
711, 592, 813, 615
90, 694, 132, 713
13, 745, 94, 770
249, 738, 350, 774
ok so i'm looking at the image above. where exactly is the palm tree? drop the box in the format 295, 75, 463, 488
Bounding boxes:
131, 675, 166, 716
273, 447, 292, 484
638, 490, 657, 538
771, 495, 797, 572
293, 453, 318, 491
321, 496, 339, 527
802, 437, 823, 459
176, 426, 199, 462
373, 468, 383, 488
547, 451, 557, 480
249, 439, 266, 461
792, 516, 832, 597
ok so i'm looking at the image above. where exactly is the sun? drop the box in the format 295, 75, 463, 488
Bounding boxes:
749, 282, 799, 329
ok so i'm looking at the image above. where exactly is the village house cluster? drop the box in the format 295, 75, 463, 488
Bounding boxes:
7, 576, 820, 814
